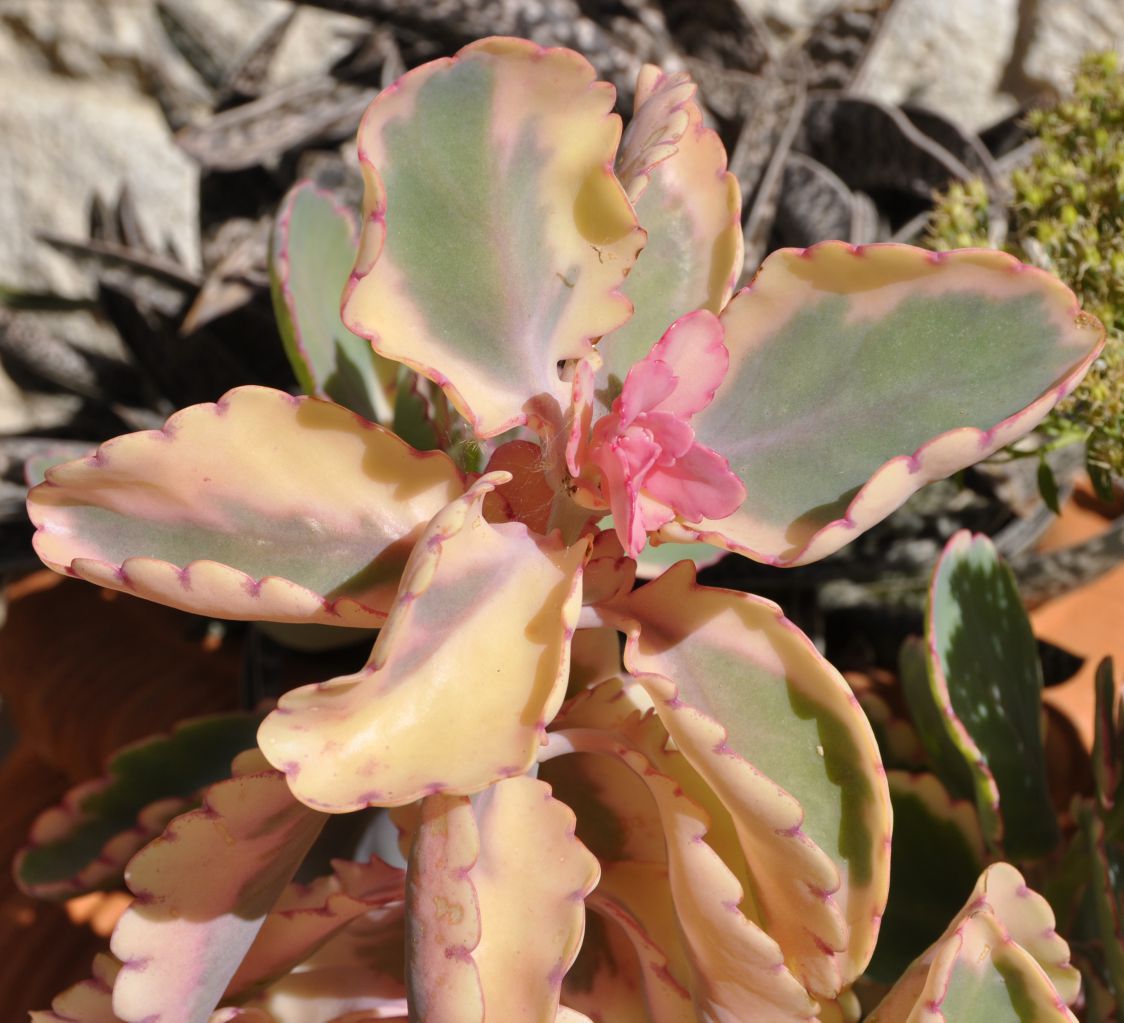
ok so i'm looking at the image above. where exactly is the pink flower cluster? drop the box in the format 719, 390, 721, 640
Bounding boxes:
583, 311, 745, 556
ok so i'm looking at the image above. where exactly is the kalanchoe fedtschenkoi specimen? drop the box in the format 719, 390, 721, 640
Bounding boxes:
26, 35, 1104, 1023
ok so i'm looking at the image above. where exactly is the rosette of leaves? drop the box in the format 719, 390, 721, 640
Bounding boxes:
22, 38, 1104, 1023
929, 51, 1124, 502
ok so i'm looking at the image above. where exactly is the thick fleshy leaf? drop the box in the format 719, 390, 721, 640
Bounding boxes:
568, 864, 696, 1023
240, 910, 407, 1021
898, 637, 977, 799
660, 243, 1104, 566
907, 531, 1058, 858
17, 713, 261, 899
30, 954, 122, 1023
110, 750, 327, 1023
866, 771, 984, 983
342, 37, 644, 438
598, 66, 742, 389
269, 181, 395, 424
226, 856, 405, 999
868, 863, 1079, 1023
29, 387, 465, 626
548, 720, 818, 1022
406, 777, 598, 1023
258, 475, 588, 810
606, 561, 891, 997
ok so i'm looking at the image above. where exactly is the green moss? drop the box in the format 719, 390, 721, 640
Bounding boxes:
928, 52, 1124, 487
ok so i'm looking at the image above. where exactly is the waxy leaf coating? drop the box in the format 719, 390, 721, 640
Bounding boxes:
29, 386, 465, 625
343, 37, 644, 438
258, 475, 588, 810
663, 243, 1104, 566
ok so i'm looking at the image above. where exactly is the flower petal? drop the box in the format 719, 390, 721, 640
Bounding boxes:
258, 475, 588, 810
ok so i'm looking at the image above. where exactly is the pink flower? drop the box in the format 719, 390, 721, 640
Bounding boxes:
581, 310, 746, 557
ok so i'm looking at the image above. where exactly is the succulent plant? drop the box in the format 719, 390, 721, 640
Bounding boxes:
23, 37, 1106, 1023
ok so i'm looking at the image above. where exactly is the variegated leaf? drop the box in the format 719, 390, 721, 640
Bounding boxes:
868, 863, 1080, 1023
30, 954, 122, 1023
270, 181, 396, 424
110, 750, 327, 1023
239, 910, 407, 1021
567, 863, 695, 1023
545, 682, 817, 1022
226, 856, 405, 999
17, 712, 261, 899
605, 561, 891, 998
342, 37, 644, 438
258, 475, 588, 811
598, 66, 742, 391
406, 777, 598, 1023
660, 243, 1104, 566
905, 531, 1057, 858
29, 387, 465, 626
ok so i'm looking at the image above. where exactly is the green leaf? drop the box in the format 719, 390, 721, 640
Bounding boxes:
270, 181, 394, 423
1037, 458, 1061, 514
1077, 802, 1124, 1003
17, 712, 262, 898
910, 531, 1059, 858
29, 387, 466, 626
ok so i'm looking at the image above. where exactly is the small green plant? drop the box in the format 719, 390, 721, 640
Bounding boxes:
929, 52, 1124, 499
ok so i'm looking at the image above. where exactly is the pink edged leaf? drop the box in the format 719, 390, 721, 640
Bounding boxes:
605, 561, 892, 998
868, 863, 1080, 1023
597, 66, 743, 390
406, 777, 599, 1023
225, 855, 405, 999
342, 37, 645, 438
269, 181, 396, 424
257, 473, 589, 811
666, 243, 1105, 566
546, 682, 817, 1022
29, 386, 466, 626
565, 864, 695, 1023
30, 954, 123, 1023
909, 531, 1058, 859
110, 749, 328, 1023
405, 794, 483, 1021
17, 712, 262, 899
239, 910, 407, 1021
